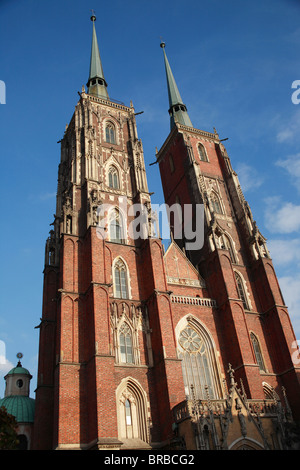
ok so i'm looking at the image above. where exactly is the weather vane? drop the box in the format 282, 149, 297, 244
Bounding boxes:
90, 9, 96, 21
16, 352, 23, 365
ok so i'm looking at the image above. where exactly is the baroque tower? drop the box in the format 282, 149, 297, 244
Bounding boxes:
33, 19, 300, 450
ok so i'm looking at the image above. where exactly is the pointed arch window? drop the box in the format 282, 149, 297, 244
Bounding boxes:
210, 192, 222, 214
49, 247, 55, 266
109, 210, 124, 243
235, 272, 249, 310
177, 324, 221, 399
198, 143, 208, 162
263, 382, 278, 400
119, 323, 133, 364
117, 379, 149, 443
114, 258, 128, 299
106, 123, 116, 144
251, 333, 266, 372
108, 166, 119, 189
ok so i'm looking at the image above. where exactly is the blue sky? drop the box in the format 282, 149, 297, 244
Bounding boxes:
0, 0, 300, 397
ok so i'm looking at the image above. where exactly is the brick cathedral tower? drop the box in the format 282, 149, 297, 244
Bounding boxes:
33, 18, 300, 450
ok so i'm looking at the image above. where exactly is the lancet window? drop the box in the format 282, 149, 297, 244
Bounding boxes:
251, 333, 266, 372
106, 123, 116, 144
108, 166, 119, 189
109, 209, 124, 244
210, 192, 223, 214
114, 258, 129, 299
198, 143, 208, 162
119, 322, 134, 364
116, 379, 149, 443
234, 272, 249, 310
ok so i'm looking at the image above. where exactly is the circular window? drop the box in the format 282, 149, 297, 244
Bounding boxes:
16, 379, 23, 388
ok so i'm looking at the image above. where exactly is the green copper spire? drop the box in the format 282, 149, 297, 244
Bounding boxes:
87, 14, 109, 100
160, 42, 193, 130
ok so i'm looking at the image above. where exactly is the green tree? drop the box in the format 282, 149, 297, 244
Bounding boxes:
0, 406, 19, 450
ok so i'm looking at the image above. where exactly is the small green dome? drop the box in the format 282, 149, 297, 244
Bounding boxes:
5, 361, 32, 378
6, 366, 31, 376
0, 396, 35, 423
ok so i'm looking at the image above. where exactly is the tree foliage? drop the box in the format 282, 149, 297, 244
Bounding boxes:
0, 406, 19, 450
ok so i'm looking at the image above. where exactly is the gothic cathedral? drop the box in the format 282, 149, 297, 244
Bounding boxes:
33, 16, 300, 450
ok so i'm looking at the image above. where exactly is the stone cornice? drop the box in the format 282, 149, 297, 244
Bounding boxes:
85, 93, 133, 113
156, 123, 219, 163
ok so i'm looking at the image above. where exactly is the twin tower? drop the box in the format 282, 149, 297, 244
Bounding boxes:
33, 16, 300, 450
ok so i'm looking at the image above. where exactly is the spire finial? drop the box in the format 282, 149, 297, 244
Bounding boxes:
90, 9, 96, 21
16, 352, 23, 367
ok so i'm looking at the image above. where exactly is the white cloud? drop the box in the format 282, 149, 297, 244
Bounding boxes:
0, 358, 14, 376
0, 359, 14, 398
267, 237, 300, 338
0, 340, 14, 376
276, 153, 300, 191
277, 128, 294, 143
276, 110, 300, 143
235, 163, 264, 193
264, 196, 300, 234
268, 238, 300, 268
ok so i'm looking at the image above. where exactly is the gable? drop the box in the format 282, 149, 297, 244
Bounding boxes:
163, 241, 205, 288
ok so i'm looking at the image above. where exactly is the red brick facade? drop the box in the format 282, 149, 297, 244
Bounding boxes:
33, 36, 300, 451
157, 125, 300, 417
